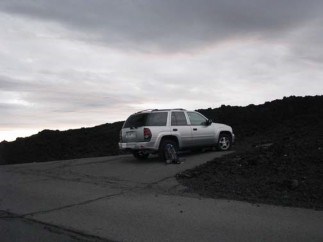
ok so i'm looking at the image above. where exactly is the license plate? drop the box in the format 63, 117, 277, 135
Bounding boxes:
126, 132, 136, 139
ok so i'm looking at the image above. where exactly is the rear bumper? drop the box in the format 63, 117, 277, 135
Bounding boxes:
119, 142, 157, 151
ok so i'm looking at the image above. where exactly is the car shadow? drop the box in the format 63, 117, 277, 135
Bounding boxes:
121, 148, 219, 164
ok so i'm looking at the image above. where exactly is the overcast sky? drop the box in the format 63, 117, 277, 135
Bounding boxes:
1, 0, 323, 141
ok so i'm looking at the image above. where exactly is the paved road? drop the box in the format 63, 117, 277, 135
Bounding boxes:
0, 151, 322, 242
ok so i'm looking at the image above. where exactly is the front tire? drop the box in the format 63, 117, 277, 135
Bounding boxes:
217, 134, 232, 151
132, 150, 149, 160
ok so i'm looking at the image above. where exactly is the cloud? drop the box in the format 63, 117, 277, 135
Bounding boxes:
1, 0, 323, 52
0, 0, 323, 141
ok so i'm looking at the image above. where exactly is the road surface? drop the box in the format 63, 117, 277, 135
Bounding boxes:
0, 151, 322, 241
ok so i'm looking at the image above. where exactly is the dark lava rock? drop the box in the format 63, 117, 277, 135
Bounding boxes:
177, 95, 323, 209
0, 122, 124, 164
286, 179, 300, 190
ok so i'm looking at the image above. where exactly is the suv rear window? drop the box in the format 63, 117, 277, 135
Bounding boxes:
124, 112, 168, 128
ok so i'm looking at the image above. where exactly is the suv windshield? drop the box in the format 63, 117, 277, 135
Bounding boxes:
124, 112, 168, 128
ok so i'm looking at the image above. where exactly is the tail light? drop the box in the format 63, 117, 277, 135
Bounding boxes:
144, 128, 152, 141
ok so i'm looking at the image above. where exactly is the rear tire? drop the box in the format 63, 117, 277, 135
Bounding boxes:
132, 150, 149, 160
159, 139, 178, 161
217, 134, 232, 151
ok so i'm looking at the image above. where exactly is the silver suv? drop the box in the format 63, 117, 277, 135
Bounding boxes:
119, 109, 234, 160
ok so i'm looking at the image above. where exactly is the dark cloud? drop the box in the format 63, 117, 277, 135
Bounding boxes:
0, 75, 40, 92
0, 102, 25, 111
0, 74, 139, 123
1, 0, 322, 51
0, 76, 20, 90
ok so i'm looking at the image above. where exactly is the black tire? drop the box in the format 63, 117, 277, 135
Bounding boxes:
132, 150, 149, 160
159, 139, 178, 161
217, 134, 232, 151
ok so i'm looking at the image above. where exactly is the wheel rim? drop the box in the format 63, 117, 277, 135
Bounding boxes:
162, 142, 178, 160
219, 136, 230, 150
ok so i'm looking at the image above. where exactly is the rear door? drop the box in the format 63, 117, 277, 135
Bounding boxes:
122, 112, 169, 143
122, 113, 147, 143
171, 111, 192, 147
187, 111, 215, 146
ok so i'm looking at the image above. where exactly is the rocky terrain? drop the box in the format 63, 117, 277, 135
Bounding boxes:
177, 95, 323, 209
0, 122, 123, 164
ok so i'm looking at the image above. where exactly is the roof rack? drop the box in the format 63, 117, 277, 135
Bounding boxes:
136, 108, 186, 113
153, 108, 186, 111
136, 109, 156, 113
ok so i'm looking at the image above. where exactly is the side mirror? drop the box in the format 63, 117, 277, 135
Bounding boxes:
205, 119, 212, 126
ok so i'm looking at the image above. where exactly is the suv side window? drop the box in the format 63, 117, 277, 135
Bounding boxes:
187, 112, 207, 125
146, 112, 168, 126
171, 112, 188, 126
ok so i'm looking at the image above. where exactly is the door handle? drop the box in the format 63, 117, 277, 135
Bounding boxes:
193, 128, 197, 131
173, 129, 178, 131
